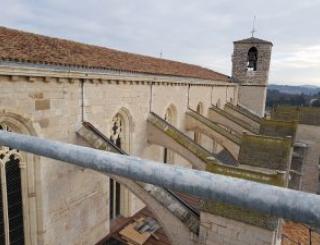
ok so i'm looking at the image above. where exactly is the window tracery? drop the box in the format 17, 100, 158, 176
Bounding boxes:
110, 114, 122, 149
0, 122, 25, 245
108, 109, 133, 219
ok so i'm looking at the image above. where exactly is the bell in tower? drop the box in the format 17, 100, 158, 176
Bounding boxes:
247, 47, 258, 71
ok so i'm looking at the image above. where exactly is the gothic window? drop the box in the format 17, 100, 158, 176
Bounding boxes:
196, 103, 203, 115
216, 99, 221, 109
164, 109, 171, 124
110, 114, 122, 149
0, 123, 25, 245
194, 103, 203, 144
163, 110, 170, 163
163, 106, 176, 163
109, 114, 124, 220
247, 47, 258, 71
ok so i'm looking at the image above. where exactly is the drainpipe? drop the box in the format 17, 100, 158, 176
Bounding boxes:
187, 84, 191, 109
81, 79, 84, 122
149, 82, 154, 113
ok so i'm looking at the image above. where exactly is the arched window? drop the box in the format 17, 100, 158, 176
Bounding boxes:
216, 98, 221, 109
109, 109, 132, 219
164, 105, 177, 126
163, 105, 177, 163
0, 123, 25, 245
247, 47, 258, 71
194, 103, 203, 144
196, 102, 203, 115
110, 109, 132, 152
110, 114, 123, 149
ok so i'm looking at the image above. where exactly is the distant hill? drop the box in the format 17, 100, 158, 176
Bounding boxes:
268, 84, 320, 95
266, 84, 320, 108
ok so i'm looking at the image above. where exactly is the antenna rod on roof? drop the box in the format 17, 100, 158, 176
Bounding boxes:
251, 16, 256, 37
160, 49, 163, 58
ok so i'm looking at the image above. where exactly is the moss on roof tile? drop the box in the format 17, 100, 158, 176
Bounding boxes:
239, 134, 291, 171
259, 119, 297, 139
271, 106, 320, 126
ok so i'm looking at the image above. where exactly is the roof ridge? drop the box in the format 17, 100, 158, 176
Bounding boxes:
0, 26, 230, 81
234, 36, 273, 45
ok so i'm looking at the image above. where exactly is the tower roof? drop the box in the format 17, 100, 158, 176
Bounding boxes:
234, 37, 273, 46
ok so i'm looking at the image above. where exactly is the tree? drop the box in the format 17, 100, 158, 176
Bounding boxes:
311, 99, 320, 107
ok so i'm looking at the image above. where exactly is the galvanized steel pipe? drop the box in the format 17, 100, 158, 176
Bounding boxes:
0, 130, 320, 228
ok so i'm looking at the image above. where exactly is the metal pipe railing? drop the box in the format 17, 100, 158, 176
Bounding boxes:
0, 130, 320, 228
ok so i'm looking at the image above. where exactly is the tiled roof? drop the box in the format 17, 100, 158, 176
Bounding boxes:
97, 207, 171, 245
0, 26, 230, 81
234, 37, 273, 45
282, 221, 320, 245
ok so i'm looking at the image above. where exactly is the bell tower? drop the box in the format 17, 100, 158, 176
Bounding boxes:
232, 37, 273, 116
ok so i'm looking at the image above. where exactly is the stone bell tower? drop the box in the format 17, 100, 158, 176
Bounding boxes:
232, 37, 273, 117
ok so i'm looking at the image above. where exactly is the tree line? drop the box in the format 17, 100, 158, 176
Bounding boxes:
266, 90, 320, 108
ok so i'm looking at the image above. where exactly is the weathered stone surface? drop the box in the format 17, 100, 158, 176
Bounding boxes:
185, 110, 241, 161
37, 118, 49, 128
239, 134, 291, 170
259, 119, 297, 139
200, 212, 279, 245
208, 106, 258, 135
224, 102, 262, 130
0, 67, 240, 245
231, 38, 273, 116
35, 99, 50, 111
271, 106, 320, 126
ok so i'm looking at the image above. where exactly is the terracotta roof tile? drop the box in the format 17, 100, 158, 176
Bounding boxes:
282, 221, 320, 245
0, 26, 230, 81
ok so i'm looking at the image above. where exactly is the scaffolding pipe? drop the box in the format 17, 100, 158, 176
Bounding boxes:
0, 130, 320, 228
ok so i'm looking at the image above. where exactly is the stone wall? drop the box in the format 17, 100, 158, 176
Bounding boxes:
239, 134, 292, 171
0, 64, 238, 245
0, 77, 109, 245
232, 42, 272, 86
200, 212, 280, 245
238, 85, 267, 117
259, 119, 297, 139
271, 106, 320, 126
295, 124, 320, 193
271, 106, 320, 193
231, 39, 272, 117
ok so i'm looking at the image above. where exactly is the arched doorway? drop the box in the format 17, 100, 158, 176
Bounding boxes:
109, 108, 132, 219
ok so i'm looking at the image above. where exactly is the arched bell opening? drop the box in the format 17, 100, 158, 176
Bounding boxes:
247, 47, 258, 71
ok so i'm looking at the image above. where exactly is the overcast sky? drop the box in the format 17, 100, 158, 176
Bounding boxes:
1, 0, 320, 86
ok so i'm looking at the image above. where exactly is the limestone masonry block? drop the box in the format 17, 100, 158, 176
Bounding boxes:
35, 99, 50, 111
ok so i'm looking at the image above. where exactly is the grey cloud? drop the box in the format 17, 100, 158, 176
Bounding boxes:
0, 0, 320, 85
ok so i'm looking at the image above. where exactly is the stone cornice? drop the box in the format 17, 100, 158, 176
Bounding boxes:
0, 61, 237, 87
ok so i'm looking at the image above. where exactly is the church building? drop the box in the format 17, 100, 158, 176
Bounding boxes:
0, 26, 319, 245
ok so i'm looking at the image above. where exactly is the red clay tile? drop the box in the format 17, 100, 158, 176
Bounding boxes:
0, 26, 230, 82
